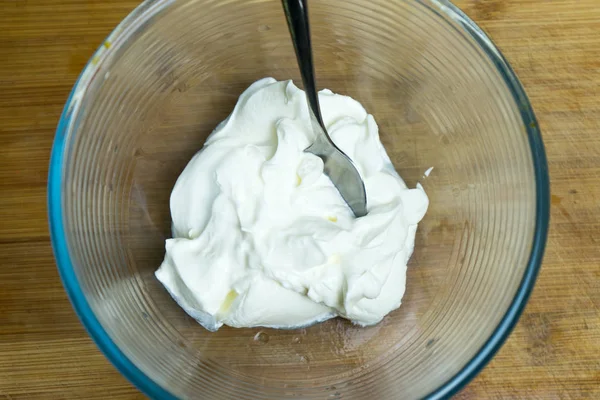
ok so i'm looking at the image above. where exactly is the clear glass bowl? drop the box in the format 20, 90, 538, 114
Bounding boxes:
48, 0, 549, 398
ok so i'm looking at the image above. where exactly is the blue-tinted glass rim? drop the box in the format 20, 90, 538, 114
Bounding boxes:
47, 0, 549, 399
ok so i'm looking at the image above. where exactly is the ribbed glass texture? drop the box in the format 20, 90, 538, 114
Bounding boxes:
49, 0, 549, 398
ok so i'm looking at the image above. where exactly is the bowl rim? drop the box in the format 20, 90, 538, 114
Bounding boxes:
47, 0, 550, 398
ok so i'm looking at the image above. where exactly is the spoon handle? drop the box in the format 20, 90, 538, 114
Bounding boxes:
281, 0, 328, 135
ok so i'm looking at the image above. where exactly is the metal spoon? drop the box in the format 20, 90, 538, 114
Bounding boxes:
282, 0, 367, 218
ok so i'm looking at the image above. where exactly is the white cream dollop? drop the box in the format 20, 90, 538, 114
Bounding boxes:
155, 78, 428, 331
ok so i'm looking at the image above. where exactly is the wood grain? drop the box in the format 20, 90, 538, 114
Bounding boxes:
1, 0, 599, 399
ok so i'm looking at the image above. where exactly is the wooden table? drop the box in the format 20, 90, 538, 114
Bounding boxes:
1, 0, 598, 398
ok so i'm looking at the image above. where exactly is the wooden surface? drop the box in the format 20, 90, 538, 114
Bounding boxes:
1, 0, 599, 398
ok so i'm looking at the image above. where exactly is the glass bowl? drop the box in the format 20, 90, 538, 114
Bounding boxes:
48, 0, 549, 398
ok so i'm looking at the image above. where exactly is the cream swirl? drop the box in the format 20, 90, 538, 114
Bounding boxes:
156, 78, 428, 331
